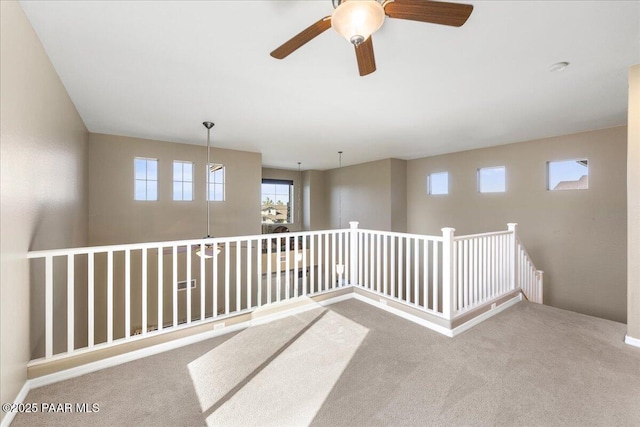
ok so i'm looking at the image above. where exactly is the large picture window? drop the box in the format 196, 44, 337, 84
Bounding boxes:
261, 179, 293, 224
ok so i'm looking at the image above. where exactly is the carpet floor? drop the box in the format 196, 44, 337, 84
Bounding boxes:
11, 300, 640, 427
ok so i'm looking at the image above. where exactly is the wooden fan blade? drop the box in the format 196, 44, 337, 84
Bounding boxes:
384, 0, 473, 27
355, 36, 376, 76
270, 16, 332, 59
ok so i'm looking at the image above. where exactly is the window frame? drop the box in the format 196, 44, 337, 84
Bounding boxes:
134, 157, 158, 201
172, 160, 194, 201
206, 163, 225, 202
477, 165, 506, 194
427, 171, 449, 195
261, 179, 294, 225
546, 158, 589, 191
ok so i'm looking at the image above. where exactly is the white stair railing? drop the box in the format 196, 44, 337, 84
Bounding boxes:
28, 222, 543, 363
28, 229, 351, 362
516, 236, 544, 303
452, 229, 515, 315
353, 228, 446, 317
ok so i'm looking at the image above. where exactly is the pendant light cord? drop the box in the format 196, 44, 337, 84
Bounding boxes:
338, 151, 343, 229
207, 128, 210, 238
297, 162, 302, 227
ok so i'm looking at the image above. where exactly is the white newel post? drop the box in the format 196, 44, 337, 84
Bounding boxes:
441, 227, 455, 320
349, 222, 359, 286
508, 223, 518, 291
537, 270, 544, 303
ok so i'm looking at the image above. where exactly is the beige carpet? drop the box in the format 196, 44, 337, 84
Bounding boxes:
12, 300, 640, 427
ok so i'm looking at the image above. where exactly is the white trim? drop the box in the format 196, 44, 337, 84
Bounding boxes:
625, 334, 640, 348
352, 293, 454, 337
23, 291, 356, 394
0, 382, 30, 427
451, 294, 522, 337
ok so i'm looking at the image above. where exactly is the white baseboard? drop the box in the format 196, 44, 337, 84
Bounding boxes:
352, 293, 454, 337
0, 382, 30, 427
625, 334, 640, 348
451, 294, 522, 337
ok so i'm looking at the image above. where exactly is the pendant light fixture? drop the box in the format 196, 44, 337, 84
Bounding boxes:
296, 161, 304, 262
196, 121, 220, 258
297, 161, 302, 227
336, 151, 345, 276
338, 151, 343, 229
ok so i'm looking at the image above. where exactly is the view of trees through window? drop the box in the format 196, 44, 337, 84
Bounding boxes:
261, 179, 293, 224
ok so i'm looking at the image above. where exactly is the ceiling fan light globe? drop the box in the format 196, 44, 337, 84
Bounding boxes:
331, 0, 385, 45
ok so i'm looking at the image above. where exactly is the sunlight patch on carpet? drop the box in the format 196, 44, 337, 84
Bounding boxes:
188, 308, 368, 427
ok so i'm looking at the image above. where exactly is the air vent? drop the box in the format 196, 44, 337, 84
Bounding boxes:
177, 279, 196, 291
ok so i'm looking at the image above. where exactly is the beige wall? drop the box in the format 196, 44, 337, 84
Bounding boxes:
324, 158, 407, 232
262, 167, 304, 232
89, 133, 262, 245
407, 127, 627, 322
0, 0, 89, 417
628, 65, 640, 339
303, 170, 329, 231
390, 159, 408, 233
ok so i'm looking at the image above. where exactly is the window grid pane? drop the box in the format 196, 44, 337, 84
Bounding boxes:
207, 164, 225, 201
135, 158, 158, 201
173, 161, 194, 201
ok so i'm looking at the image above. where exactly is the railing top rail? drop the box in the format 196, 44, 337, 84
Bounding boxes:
454, 230, 512, 240
357, 229, 443, 241
27, 228, 353, 259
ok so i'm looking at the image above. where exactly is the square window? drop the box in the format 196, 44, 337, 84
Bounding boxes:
547, 159, 588, 191
478, 166, 506, 193
428, 172, 449, 195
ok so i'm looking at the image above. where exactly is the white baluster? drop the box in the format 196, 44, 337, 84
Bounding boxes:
142, 248, 148, 334
236, 240, 241, 311
88, 252, 95, 346
67, 255, 74, 353
172, 246, 177, 327
107, 251, 114, 342
157, 247, 163, 331
187, 245, 192, 324
45, 255, 53, 358
225, 241, 230, 314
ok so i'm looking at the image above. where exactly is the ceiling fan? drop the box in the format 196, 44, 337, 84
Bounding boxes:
270, 0, 473, 76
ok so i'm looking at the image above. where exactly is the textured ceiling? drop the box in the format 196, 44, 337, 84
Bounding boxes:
19, 1, 640, 170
